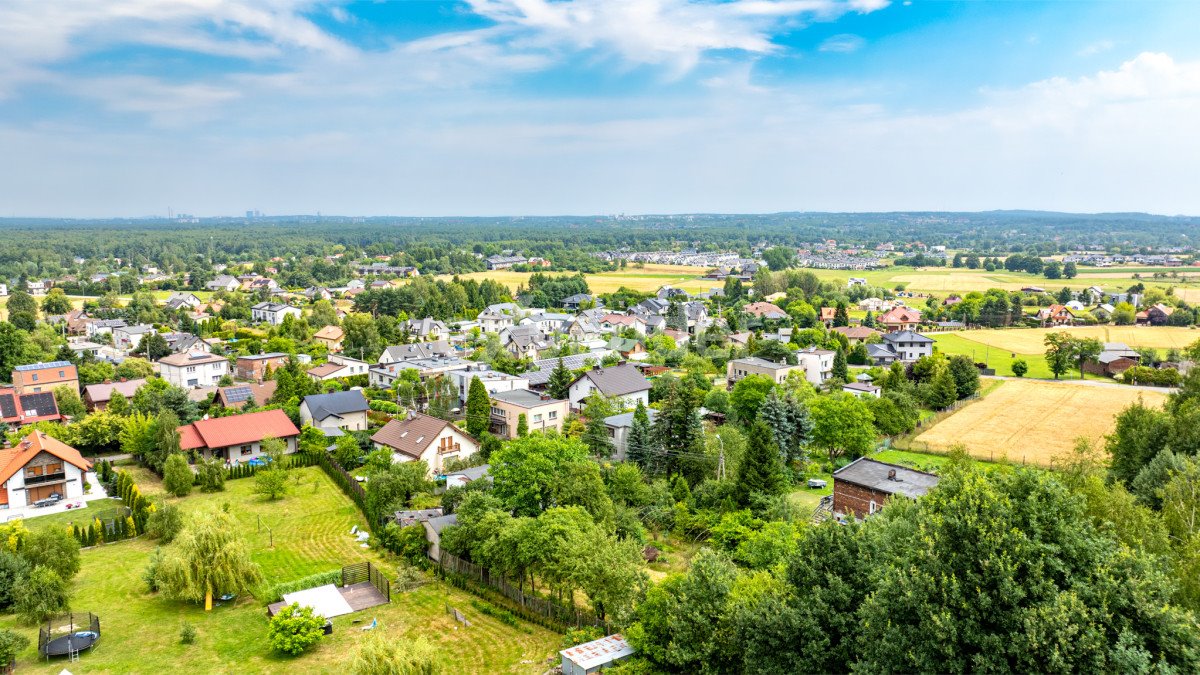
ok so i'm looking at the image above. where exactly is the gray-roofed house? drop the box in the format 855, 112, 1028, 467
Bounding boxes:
423, 513, 458, 561
568, 363, 651, 411
525, 351, 614, 388
251, 301, 302, 326
445, 464, 491, 489
489, 389, 568, 438
300, 390, 370, 431
378, 340, 455, 365
603, 408, 659, 461
833, 457, 940, 518
878, 330, 935, 362
561, 293, 601, 311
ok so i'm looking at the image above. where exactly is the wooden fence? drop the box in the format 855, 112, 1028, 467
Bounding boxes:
437, 551, 609, 632
315, 452, 372, 525
342, 561, 391, 603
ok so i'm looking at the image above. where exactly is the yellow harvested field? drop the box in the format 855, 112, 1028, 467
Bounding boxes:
448, 270, 714, 294
945, 325, 1200, 354
913, 379, 1168, 466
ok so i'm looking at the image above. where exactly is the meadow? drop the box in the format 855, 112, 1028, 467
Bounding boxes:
0, 466, 561, 674
450, 265, 717, 295
908, 379, 1168, 466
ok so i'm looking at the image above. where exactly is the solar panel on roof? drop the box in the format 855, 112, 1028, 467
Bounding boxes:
223, 387, 252, 403
14, 361, 73, 371
0, 393, 17, 419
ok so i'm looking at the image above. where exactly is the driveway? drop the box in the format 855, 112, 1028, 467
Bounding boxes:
1, 471, 111, 523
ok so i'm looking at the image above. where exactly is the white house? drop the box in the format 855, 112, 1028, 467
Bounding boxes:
300, 390, 370, 432
568, 363, 651, 411
0, 432, 93, 508
879, 330, 935, 362
158, 351, 229, 388
307, 354, 370, 381
370, 413, 480, 477
178, 409, 300, 462
794, 347, 836, 386
206, 274, 240, 292
112, 324, 156, 351
446, 366, 529, 407
251, 301, 302, 325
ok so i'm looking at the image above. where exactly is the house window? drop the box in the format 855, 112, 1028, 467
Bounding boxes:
31, 373, 38, 381
548, 411, 558, 420
240, 445, 253, 456
869, 500, 878, 515
59, 370, 65, 378
491, 406, 505, 417
186, 366, 196, 373
533, 414, 543, 423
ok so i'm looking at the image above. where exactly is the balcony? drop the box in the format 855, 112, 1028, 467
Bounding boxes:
24, 472, 66, 486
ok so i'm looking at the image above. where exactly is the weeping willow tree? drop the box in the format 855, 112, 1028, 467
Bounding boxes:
156, 510, 262, 611
351, 633, 440, 675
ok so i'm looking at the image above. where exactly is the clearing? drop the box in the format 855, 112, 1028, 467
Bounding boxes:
941, 325, 1200, 355
909, 379, 1168, 466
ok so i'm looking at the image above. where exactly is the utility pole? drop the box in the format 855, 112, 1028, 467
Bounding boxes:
717, 436, 726, 480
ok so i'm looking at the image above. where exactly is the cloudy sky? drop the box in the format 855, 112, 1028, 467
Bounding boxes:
2, 0, 1199, 217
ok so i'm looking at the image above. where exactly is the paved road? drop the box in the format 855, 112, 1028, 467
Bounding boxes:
983, 375, 1177, 393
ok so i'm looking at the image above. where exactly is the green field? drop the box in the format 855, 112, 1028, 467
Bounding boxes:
0, 466, 561, 673
932, 332, 1058, 378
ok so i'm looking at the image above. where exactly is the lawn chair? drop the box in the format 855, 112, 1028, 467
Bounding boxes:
360, 618, 377, 632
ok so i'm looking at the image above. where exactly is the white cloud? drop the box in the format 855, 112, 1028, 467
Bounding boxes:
820, 34, 866, 53
1077, 39, 1115, 57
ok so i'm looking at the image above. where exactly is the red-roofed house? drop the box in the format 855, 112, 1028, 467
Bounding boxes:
742, 302, 788, 321
0, 431, 92, 508
879, 307, 922, 332
0, 387, 62, 426
1036, 304, 1076, 327
177, 409, 300, 462
819, 307, 837, 328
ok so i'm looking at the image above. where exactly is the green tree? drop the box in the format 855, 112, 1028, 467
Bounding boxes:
581, 392, 615, 457
729, 374, 775, 422
163, 453, 194, 497
254, 438, 290, 501
1043, 331, 1075, 379
6, 291, 38, 331
107, 391, 130, 416
22, 528, 81, 581
626, 399, 657, 470
41, 289, 73, 316
926, 366, 959, 409
947, 355, 980, 399
1011, 359, 1029, 377
196, 456, 226, 492
53, 385, 86, 418
762, 246, 797, 271
0, 322, 33, 376
364, 461, 433, 520
14, 565, 69, 624
156, 509, 263, 610
490, 434, 589, 516
735, 421, 787, 505
833, 301, 849, 327
1112, 301, 1137, 325
0, 629, 30, 670
268, 603, 326, 656
546, 357, 573, 401
1074, 337, 1103, 379
308, 299, 340, 328
137, 332, 173, 361
342, 313, 382, 362
147, 501, 185, 543
516, 413, 528, 437
1106, 400, 1171, 486
808, 393, 875, 462
465, 376, 490, 438
351, 633, 441, 675
831, 348, 849, 382
149, 410, 182, 472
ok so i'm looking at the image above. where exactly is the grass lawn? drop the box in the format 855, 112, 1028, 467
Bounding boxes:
644, 534, 701, 583
787, 467, 833, 514
943, 325, 1200, 354
0, 466, 562, 674
13, 498, 125, 533
933, 332, 1056, 378
909, 379, 1168, 467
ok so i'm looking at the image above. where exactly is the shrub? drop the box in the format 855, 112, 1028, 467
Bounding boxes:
144, 547, 165, 592
147, 501, 185, 543
180, 622, 197, 645
1011, 359, 1028, 377
15, 565, 69, 624
163, 453, 194, 497
0, 629, 30, 670
263, 570, 342, 604
351, 633, 440, 675
469, 599, 519, 627
267, 603, 325, 656
21, 528, 81, 581
254, 466, 289, 500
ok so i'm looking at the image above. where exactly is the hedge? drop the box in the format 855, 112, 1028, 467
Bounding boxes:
262, 569, 342, 604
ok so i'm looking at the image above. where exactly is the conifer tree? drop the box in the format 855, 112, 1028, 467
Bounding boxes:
735, 421, 787, 506
465, 376, 490, 438
547, 358, 573, 401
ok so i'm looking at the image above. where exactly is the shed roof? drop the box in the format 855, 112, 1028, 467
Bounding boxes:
834, 457, 939, 500
560, 634, 635, 670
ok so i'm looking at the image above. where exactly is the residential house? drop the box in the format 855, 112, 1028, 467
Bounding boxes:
486, 255, 526, 270
0, 388, 61, 426
819, 307, 837, 328
112, 324, 156, 352
26, 280, 48, 296
303, 287, 333, 302
843, 382, 882, 397
478, 310, 515, 334
423, 513, 457, 561
251, 301, 301, 326
447, 365, 529, 407
603, 408, 659, 461
165, 292, 202, 310
400, 317, 451, 342
159, 351, 229, 388
12, 361, 79, 396
726, 357, 803, 389
206, 274, 240, 292
0, 432, 92, 508
600, 313, 647, 336
378, 340, 455, 365
300, 390, 370, 431
1146, 303, 1176, 326
489, 389, 569, 439
500, 325, 553, 360
307, 355, 369, 382
524, 351, 614, 390
857, 297, 893, 313
235, 353, 290, 382
178, 409, 300, 462
831, 326, 880, 345
743, 301, 789, 321
833, 457, 940, 518
1036, 304, 1076, 327
879, 307, 922, 332
214, 381, 277, 410
561, 293, 600, 311
369, 357, 470, 389
560, 634, 636, 675
1106, 291, 1142, 308
727, 331, 753, 348
1091, 304, 1116, 322
522, 312, 574, 335
606, 337, 647, 361
568, 363, 651, 411
445, 464, 491, 489
82, 378, 147, 411
371, 412, 480, 476
67, 340, 104, 360
87, 319, 127, 338
878, 330, 935, 362
567, 316, 604, 342
795, 347, 835, 385
313, 325, 345, 353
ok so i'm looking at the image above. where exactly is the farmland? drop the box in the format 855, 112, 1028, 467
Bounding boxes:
803, 264, 1200, 297
450, 264, 717, 295
908, 379, 1168, 466
942, 325, 1200, 354
0, 467, 561, 674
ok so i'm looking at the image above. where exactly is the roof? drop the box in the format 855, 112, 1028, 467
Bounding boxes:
371, 413, 473, 459
0, 432, 92, 486
881, 307, 922, 323
313, 325, 344, 341
832, 326, 879, 339
490, 389, 563, 408
574, 363, 651, 397
158, 351, 226, 367
303, 390, 369, 420
237, 352, 289, 362
380, 340, 454, 362
843, 382, 881, 393
446, 464, 491, 482
834, 457, 940, 500
603, 408, 659, 429
560, 634, 635, 670
425, 513, 458, 535
217, 381, 277, 408
83, 378, 148, 403
13, 360, 74, 372
743, 302, 787, 318
730, 356, 797, 371
306, 363, 346, 378
178, 409, 300, 450
0, 388, 60, 424
882, 330, 934, 344
525, 351, 614, 386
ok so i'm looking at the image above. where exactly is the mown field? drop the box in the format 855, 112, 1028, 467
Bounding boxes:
804, 264, 1200, 297
909, 379, 1168, 466
0, 466, 560, 674
942, 325, 1200, 354
450, 266, 717, 295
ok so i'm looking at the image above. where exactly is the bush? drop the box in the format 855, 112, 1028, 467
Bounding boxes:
267, 603, 326, 656
144, 547, 165, 592
378, 524, 429, 566
21, 528, 81, 581
15, 565, 69, 624
180, 622, 197, 645
1122, 366, 1181, 387
254, 466, 289, 500
147, 501, 185, 543
0, 629, 30, 669
351, 633, 440, 675
1011, 359, 1028, 377
469, 599, 519, 627
163, 453, 194, 497
263, 570, 342, 604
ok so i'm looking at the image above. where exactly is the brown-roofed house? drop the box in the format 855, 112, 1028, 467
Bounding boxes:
831, 326, 881, 345
742, 302, 788, 321
0, 387, 62, 426
313, 325, 345, 352
82, 378, 148, 411
0, 431, 92, 507
371, 412, 479, 476
177, 409, 300, 462
879, 306, 922, 332
214, 381, 278, 410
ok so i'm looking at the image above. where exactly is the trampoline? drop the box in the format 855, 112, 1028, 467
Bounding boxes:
39, 612, 100, 659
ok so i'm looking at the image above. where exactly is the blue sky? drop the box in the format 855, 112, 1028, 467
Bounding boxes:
2, 0, 1199, 217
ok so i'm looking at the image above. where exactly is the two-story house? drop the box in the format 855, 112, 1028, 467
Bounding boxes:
0, 432, 92, 508
489, 389, 568, 439
567, 363, 651, 411
725, 357, 803, 389
300, 390, 370, 432
158, 352, 229, 388
251, 302, 302, 326
370, 412, 480, 477
236, 353, 291, 382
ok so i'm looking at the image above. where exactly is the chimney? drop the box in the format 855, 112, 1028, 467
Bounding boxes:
119, 377, 127, 383
592, 364, 600, 371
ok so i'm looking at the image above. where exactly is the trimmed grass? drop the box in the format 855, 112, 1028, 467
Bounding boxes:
910, 379, 1168, 467
0, 466, 561, 674
13, 498, 125, 533
943, 325, 1200, 354
932, 333, 1056, 378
